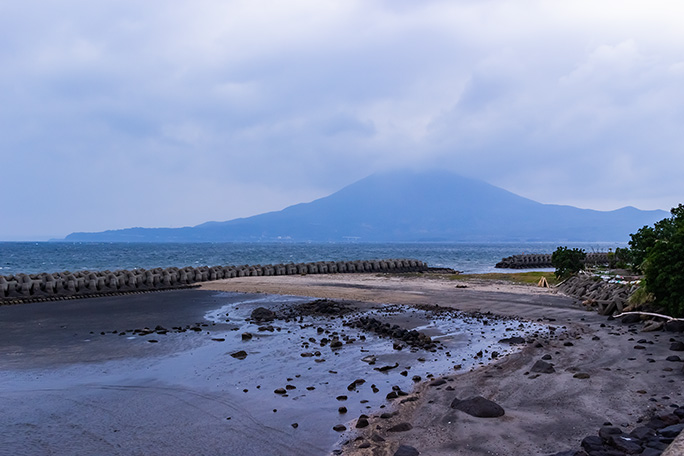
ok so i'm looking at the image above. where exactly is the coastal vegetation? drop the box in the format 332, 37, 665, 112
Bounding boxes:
551, 246, 586, 279
633, 204, 684, 316
449, 271, 559, 286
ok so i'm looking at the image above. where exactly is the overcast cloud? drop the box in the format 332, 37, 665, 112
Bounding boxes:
1, 0, 683, 240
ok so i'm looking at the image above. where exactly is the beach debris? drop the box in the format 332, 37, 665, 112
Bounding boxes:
450, 396, 505, 418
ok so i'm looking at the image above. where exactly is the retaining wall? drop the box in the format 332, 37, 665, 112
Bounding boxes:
0, 259, 428, 305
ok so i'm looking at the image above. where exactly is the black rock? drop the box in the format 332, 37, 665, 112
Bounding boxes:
531, 360, 556, 374
581, 435, 604, 452
609, 435, 643, 454
630, 426, 656, 441
622, 314, 641, 324
429, 379, 447, 387
451, 396, 505, 418
333, 424, 346, 432
640, 448, 664, 456
665, 321, 684, 332
499, 336, 526, 345
230, 350, 248, 360
387, 422, 413, 432
659, 423, 684, 438
393, 445, 420, 456
355, 417, 369, 428
666, 355, 682, 362
670, 341, 684, 351
598, 426, 622, 442
250, 307, 276, 322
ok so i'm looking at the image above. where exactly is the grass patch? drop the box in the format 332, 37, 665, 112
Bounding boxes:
448, 271, 559, 286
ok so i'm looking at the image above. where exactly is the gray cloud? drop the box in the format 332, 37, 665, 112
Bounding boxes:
1, 0, 683, 239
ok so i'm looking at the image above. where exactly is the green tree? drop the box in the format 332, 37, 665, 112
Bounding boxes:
629, 210, 679, 273
642, 204, 684, 316
551, 246, 586, 279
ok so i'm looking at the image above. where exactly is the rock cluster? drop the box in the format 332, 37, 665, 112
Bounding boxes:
0, 258, 428, 304
557, 274, 634, 316
349, 316, 438, 350
551, 409, 684, 456
281, 299, 354, 319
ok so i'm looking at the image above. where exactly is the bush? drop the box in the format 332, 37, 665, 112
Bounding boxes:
551, 246, 586, 279
642, 204, 684, 316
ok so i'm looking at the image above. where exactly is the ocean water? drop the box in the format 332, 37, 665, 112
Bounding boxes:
0, 241, 625, 276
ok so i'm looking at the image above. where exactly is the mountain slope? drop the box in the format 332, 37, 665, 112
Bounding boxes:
64, 170, 668, 242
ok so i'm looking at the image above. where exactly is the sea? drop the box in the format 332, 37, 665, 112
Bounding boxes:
0, 241, 626, 276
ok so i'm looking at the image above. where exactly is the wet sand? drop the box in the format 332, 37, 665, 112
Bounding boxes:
1, 274, 681, 455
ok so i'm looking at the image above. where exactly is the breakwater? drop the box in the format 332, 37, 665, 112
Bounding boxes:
495, 252, 611, 269
556, 274, 636, 316
0, 259, 428, 305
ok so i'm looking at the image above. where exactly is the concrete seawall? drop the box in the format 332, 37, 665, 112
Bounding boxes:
0, 259, 428, 305
495, 252, 612, 269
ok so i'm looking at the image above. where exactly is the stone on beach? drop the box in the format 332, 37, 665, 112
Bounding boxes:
230, 350, 248, 360
530, 359, 556, 374
450, 396, 505, 418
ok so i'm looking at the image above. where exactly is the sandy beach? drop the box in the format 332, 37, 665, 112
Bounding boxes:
1, 272, 682, 455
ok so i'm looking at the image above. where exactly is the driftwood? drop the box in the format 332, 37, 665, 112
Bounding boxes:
613, 311, 684, 322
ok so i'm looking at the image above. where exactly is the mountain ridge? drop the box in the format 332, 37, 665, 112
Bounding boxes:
64, 170, 668, 242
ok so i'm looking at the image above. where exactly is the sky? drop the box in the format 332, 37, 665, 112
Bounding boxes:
1, 0, 683, 240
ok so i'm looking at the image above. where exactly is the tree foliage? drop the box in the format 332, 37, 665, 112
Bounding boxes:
551, 246, 586, 279
640, 204, 684, 316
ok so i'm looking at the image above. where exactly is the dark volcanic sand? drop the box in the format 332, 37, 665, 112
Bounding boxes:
0, 288, 543, 456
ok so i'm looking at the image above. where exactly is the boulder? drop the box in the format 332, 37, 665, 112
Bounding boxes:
450, 396, 505, 418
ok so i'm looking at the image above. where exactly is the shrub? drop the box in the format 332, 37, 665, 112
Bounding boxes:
642, 204, 684, 316
551, 246, 586, 279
